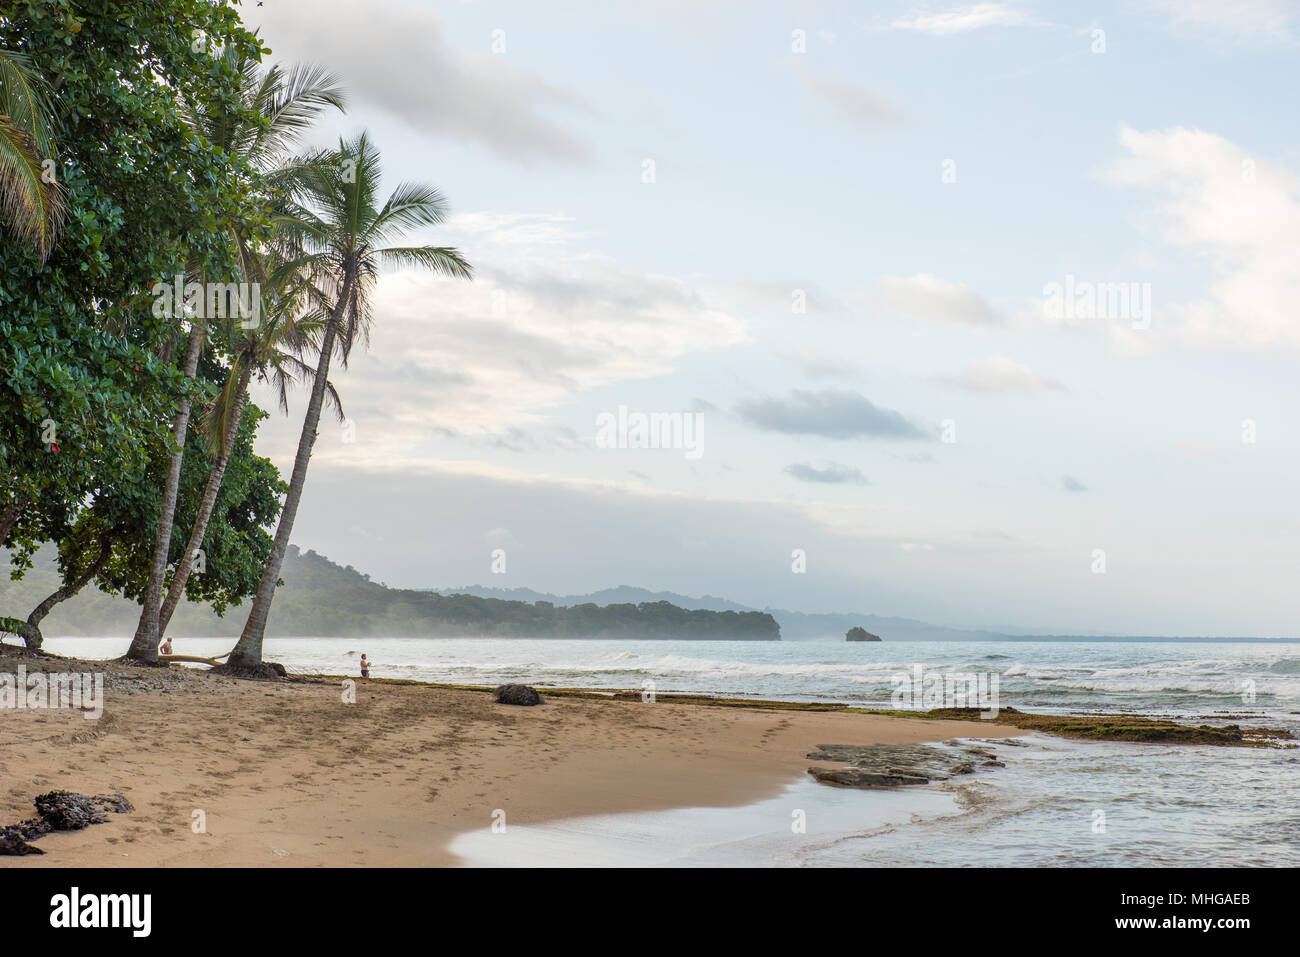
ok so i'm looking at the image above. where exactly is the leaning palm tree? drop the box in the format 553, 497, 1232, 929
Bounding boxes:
126, 54, 346, 663
0, 48, 66, 263
224, 133, 471, 671
157, 256, 342, 636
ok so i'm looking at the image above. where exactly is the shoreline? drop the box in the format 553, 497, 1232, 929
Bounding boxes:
0, 648, 1026, 867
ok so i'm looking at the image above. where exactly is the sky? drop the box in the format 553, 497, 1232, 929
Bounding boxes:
238, 0, 1300, 636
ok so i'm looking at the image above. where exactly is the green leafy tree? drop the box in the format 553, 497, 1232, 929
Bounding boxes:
0, 1, 274, 661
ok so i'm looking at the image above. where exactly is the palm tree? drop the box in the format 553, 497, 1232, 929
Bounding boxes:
151, 56, 346, 638
127, 54, 346, 663
0, 48, 65, 263
224, 133, 471, 670
158, 258, 341, 636
125, 317, 206, 662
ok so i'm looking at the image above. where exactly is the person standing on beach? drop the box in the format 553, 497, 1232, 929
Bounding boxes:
360, 654, 370, 678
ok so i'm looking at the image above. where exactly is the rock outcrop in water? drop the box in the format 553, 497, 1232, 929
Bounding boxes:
0, 791, 132, 855
845, 626, 881, 641
807, 742, 1003, 789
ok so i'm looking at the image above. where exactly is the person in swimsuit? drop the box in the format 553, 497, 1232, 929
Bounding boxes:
360, 654, 370, 678
160, 637, 173, 656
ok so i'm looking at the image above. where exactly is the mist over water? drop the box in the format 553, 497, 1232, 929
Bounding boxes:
49, 636, 1300, 866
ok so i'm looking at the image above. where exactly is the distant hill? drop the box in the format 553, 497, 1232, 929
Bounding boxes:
442, 584, 1005, 641
0, 547, 779, 641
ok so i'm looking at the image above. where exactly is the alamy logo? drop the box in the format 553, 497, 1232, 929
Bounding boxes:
0, 665, 104, 720
595, 405, 703, 460
891, 664, 1000, 718
49, 887, 151, 937
1042, 274, 1151, 329
151, 274, 261, 329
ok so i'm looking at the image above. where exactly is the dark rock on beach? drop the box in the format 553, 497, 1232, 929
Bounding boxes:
807, 742, 1002, 789
0, 791, 132, 855
493, 683, 544, 706
0, 833, 43, 855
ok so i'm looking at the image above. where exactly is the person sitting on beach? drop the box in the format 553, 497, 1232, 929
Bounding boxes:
159, 637, 172, 656
360, 654, 370, 678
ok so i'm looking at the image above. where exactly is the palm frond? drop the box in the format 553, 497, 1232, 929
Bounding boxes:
0, 51, 65, 263
378, 245, 473, 280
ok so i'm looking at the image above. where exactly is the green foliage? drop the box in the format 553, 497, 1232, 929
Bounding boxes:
261, 549, 780, 639
87, 401, 285, 616
0, 1, 284, 625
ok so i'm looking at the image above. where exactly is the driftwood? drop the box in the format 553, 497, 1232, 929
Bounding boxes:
159, 651, 230, 667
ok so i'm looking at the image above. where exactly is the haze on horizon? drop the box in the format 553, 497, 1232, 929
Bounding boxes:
242, 0, 1300, 638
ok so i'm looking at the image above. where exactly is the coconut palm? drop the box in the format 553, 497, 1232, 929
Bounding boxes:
126, 54, 346, 663
0, 48, 65, 263
157, 256, 342, 636
224, 132, 471, 670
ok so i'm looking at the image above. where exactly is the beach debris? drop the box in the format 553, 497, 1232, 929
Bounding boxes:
807, 742, 1001, 789
493, 683, 544, 706
0, 790, 133, 855
0, 833, 43, 855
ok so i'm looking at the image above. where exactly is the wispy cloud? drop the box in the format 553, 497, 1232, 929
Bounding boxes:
785, 462, 870, 485
1145, 0, 1298, 44
737, 390, 930, 440
869, 273, 999, 326
1062, 475, 1088, 493
937, 357, 1066, 393
800, 74, 904, 133
877, 3, 1030, 35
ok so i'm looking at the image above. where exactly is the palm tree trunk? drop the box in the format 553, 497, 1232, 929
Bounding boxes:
20, 536, 114, 650
159, 361, 253, 636
226, 276, 352, 669
126, 324, 205, 663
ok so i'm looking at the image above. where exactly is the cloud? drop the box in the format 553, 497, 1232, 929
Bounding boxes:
784, 462, 869, 485
737, 390, 930, 440
1062, 475, 1088, 493
249, 0, 592, 163
870, 273, 998, 325
879, 3, 1030, 35
792, 351, 859, 381
937, 357, 1066, 392
444, 212, 590, 247
1105, 125, 1300, 351
727, 280, 841, 315
250, 214, 749, 466
800, 74, 904, 133
1144, 0, 1298, 43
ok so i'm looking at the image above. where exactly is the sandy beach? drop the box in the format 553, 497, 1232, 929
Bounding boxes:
0, 649, 1024, 866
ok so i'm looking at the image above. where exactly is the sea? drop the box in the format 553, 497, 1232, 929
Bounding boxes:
44, 636, 1300, 867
